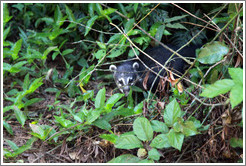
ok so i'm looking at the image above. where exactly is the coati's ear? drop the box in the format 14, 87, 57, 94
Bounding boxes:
109, 65, 117, 71
133, 62, 139, 70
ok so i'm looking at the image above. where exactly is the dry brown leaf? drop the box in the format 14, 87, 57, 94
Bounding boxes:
143, 71, 150, 90
168, 71, 183, 93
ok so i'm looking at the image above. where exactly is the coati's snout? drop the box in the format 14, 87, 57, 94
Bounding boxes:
109, 61, 139, 96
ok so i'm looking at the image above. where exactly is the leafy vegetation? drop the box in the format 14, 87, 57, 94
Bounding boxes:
2, 3, 243, 163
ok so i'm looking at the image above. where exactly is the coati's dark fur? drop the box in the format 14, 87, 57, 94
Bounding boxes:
110, 44, 200, 96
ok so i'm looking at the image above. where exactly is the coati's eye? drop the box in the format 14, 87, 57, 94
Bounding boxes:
128, 77, 133, 84
119, 79, 123, 85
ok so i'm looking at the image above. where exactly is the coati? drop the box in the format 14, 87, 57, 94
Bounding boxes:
109, 44, 201, 96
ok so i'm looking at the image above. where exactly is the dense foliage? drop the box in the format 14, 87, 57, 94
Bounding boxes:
2, 3, 243, 163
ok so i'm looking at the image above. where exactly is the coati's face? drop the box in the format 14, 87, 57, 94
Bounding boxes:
109, 61, 139, 96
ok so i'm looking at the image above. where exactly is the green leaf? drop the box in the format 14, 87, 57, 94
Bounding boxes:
125, 18, 135, 33
154, 25, 165, 44
88, 3, 95, 17
133, 101, 143, 114
115, 134, 143, 149
102, 7, 117, 15
95, 88, 106, 109
166, 23, 187, 30
23, 74, 30, 91
12, 137, 37, 157
100, 134, 118, 144
163, 99, 182, 127
62, 49, 74, 56
182, 121, 199, 137
54, 116, 74, 128
5, 139, 19, 151
3, 3, 12, 28
11, 39, 23, 60
151, 120, 169, 133
24, 98, 44, 107
93, 119, 111, 130
96, 41, 106, 49
167, 129, 184, 151
13, 106, 26, 127
230, 85, 243, 109
134, 3, 138, 13
150, 134, 171, 149
3, 25, 11, 41
148, 148, 161, 161
3, 121, 14, 135
133, 117, 153, 141
29, 123, 45, 139
197, 41, 229, 64
108, 154, 140, 163
105, 93, 124, 111
26, 77, 43, 94
228, 68, 243, 108
149, 22, 162, 37
65, 5, 75, 21
230, 137, 243, 148
85, 15, 98, 36
200, 79, 234, 98
165, 15, 188, 23
54, 5, 63, 26
43, 46, 58, 60
94, 49, 106, 60
86, 109, 101, 124
107, 47, 126, 58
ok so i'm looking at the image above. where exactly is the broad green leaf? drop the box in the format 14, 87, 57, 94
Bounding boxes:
3, 121, 14, 135
3, 3, 12, 28
54, 5, 63, 26
133, 3, 138, 13
150, 134, 171, 149
96, 41, 106, 49
230, 85, 243, 109
197, 41, 229, 64
54, 116, 74, 128
62, 49, 74, 56
163, 99, 182, 127
95, 88, 106, 109
3, 62, 12, 72
3, 25, 11, 41
165, 15, 188, 23
29, 123, 45, 138
228, 68, 243, 108
43, 46, 58, 60
151, 120, 169, 133
182, 121, 199, 137
86, 109, 101, 124
24, 98, 44, 107
155, 25, 165, 44
102, 8, 117, 15
88, 3, 95, 17
95, 3, 103, 15
65, 5, 75, 21
107, 47, 126, 58
230, 137, 243, 148
228, 68, 243, 85
115, 134, 143, 149
85, 15, 98, 36
5, 139, 19, 151
11, 39, 23, 60
100, 134, 118, 144
94, 49, 106, 60
26, 77, 43, 94
13, 106, 26, 127
138, 159, 154, 163
167, 129, 184, 151
148, 148, 161, 161
166, 23, 187, 30
133, 117, 153, 141
108, 154, 140, 163
133, 101, 143, 114
125, 18, 135, 33
12, 137, 37, 157
105, 93, 124, 111
200, 79, 234, 98
23, 74, 30, 91
149, 22, 162, 37
93, 119, 111, 130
